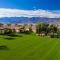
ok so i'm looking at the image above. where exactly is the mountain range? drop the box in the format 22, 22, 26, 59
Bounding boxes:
0, 17, 60, 24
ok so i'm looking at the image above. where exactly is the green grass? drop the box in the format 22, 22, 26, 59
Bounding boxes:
0, 33, 60, 60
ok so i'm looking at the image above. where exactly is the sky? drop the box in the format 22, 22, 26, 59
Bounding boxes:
0, 0, 60, 10
0, 0, 60, 18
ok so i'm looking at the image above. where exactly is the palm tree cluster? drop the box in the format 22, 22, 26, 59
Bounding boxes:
36, 23, 59, 38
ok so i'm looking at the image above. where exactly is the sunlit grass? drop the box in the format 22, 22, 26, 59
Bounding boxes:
0, 34, 60, 60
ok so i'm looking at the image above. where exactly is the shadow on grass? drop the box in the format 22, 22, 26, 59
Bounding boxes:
0, 45, 9, 50
6, 34, 23, 37
4, 37, 15, 40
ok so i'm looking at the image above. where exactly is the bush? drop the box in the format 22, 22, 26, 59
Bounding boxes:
4, 29, 13, 35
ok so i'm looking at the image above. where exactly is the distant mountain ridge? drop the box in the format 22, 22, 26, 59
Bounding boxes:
0, 17, 60, 24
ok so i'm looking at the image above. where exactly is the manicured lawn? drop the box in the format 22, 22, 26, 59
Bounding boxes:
0, 33, 60, 60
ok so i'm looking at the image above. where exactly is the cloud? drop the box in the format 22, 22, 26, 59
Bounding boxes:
0, 8, 60, 18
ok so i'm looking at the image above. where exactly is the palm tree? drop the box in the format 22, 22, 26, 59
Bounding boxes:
0, 23, 4, 34
29, 24, 33, 32
49, 24, 57, 33
36, 22, 49, 35
4, 24, 13, 35
36, 23, 41, 34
